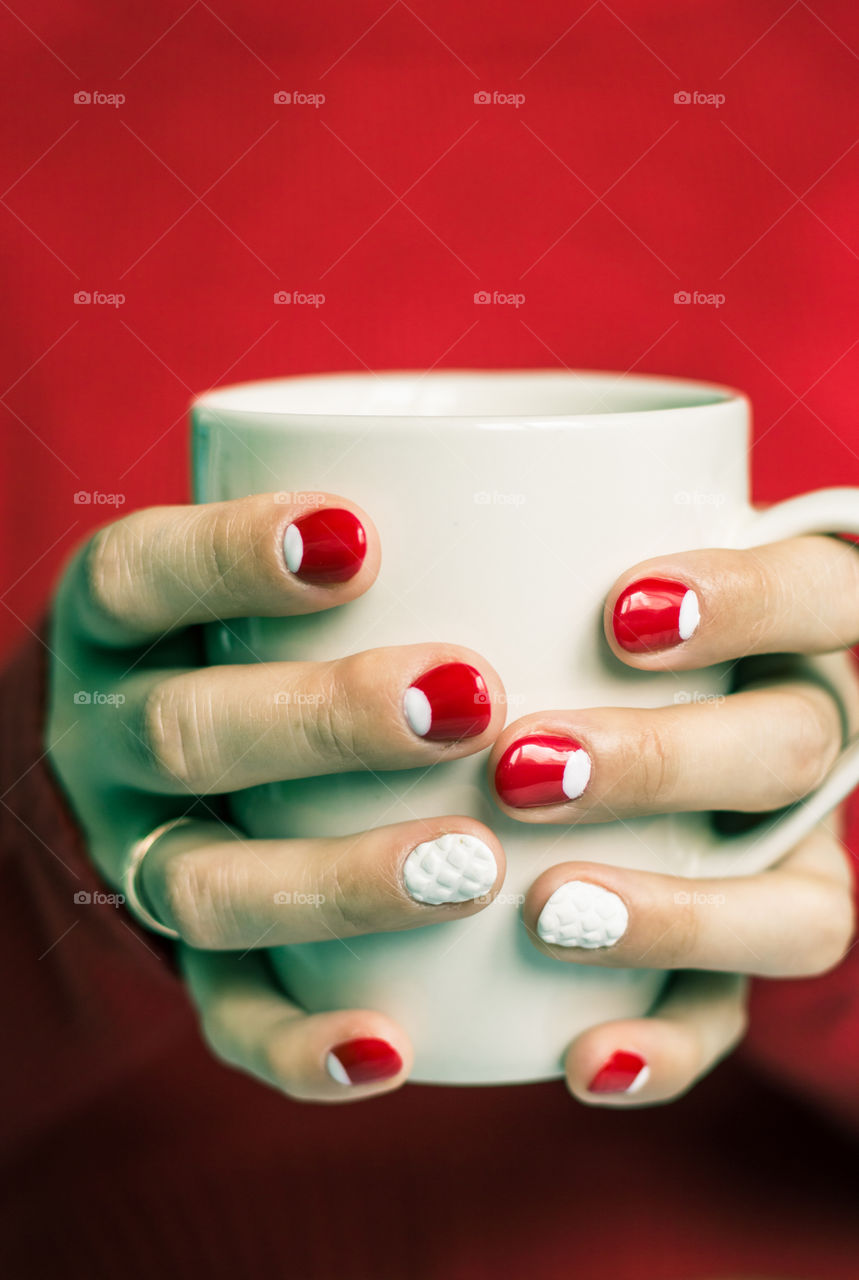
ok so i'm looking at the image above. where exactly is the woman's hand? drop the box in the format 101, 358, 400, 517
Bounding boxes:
47, 493, 507, 1102
490, 534, 859, 1106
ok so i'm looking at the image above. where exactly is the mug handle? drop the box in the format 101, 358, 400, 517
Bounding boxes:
701, 487, 859, 876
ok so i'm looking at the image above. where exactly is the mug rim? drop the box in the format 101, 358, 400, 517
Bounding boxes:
192, 368, 748, 425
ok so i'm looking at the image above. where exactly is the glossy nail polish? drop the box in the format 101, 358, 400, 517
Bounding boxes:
537, 881, 628, 948
283, 508, 367, 584
404, 662, 491, 741
403, 833, 498, 905
612, 577, 699, 652
326, 1038, 403, 1086
587, 1050, 649, 1095
494, 734, 591, 808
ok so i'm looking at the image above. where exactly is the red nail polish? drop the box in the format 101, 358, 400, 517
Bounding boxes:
495, 734, 591, 808
587, 1050, 649, 1094
327, 1037, 403, 1085
404, 662, 492, 741
283, 508, 367, 584
612, 577, 700, 652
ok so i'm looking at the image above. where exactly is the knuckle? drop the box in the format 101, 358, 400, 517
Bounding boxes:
81, 522, 134, 630
772, 693, 839, 802
137, 677, 215, 793
159, 849, 219, 947
309, 658, 362, 768
800, 884, 855, 976
629, 720, 678, 809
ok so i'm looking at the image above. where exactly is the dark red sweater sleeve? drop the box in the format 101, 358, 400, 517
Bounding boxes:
3, 630, 859, 1137
0, 631, 193, 1151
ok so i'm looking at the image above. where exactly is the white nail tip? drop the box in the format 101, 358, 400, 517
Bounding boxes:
325, 1052, 351, 1085
537, 881, 628, 949
562, 748, 592, 800
404, 686, 432, 737
284, 523, 303, 574
626, 1064, 651, 1095
403, 833, 498, 905
678, 588, 700, 641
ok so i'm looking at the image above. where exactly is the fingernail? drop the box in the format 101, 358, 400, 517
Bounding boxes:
536, 880, 628, 948
403, 662, 492, 741
495, 734, 591, 808
403, 832, 498, 905
283, 508, 367, 584
587, 1050, 649, 1095
612, 576, 699, 652
326, 1037, 403, 1086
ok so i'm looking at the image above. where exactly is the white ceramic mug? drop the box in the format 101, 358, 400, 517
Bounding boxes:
192, 370, 859, 1085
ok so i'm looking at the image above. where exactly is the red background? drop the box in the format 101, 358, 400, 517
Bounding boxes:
1, 0, 857, 651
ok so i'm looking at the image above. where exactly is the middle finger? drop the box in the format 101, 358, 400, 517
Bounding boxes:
490, 680, 841, 821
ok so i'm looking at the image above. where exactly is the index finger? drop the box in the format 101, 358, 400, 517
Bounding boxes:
63, 492, 379, 646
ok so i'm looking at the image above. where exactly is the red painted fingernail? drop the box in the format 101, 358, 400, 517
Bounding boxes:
404, 662, 492, 741
283, 508, 367, 584
612, 577, 699, 652
495, 734, 591, 808
587, 1050, 649, 1094
326, 1037, 403, 1085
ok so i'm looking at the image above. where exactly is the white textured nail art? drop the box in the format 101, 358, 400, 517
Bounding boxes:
403, 833, 497, 905
403, 686, 432, 737
678, 588, 700, 640
284, 523, 303, 574
537, 880, 628, 948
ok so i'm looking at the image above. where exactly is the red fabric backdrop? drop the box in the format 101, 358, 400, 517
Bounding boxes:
1, 0, 857, 656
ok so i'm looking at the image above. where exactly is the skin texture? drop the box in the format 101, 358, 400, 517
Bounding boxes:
48, 498, 859, 1105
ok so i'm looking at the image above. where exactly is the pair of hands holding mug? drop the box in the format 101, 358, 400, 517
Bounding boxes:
48, 492, 858, 1105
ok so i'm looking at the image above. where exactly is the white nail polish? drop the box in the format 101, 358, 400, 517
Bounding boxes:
403, 833, 498, 905
678, 588, 699, 640
626, 1064, 651, 1094
403, 686, 432, 737
537, 880, 628, 948
562, 748, 592, 800
325, 1052, 351, 1085
284, 523, 303, 574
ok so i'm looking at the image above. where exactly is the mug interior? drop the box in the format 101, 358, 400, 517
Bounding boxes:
194, 369, 741, 420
